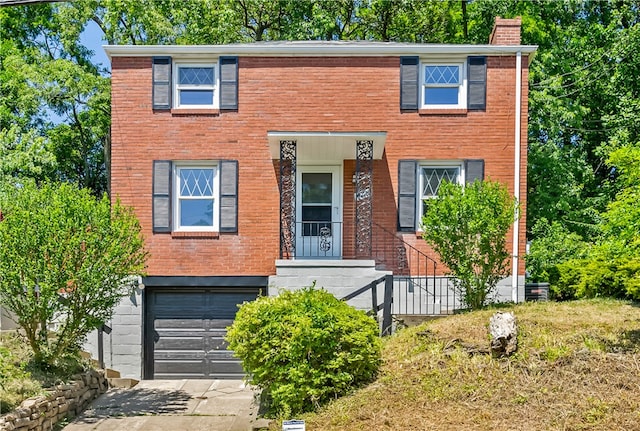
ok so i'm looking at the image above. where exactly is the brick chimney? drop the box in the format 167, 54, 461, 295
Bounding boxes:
489, 17, 522, 45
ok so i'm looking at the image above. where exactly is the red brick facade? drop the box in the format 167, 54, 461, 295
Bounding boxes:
110, 31, 531, 279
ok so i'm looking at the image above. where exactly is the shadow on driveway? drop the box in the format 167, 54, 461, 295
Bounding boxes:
63, 380, 270, 431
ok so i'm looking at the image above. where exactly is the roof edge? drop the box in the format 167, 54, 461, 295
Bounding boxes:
103, 43, 538, 59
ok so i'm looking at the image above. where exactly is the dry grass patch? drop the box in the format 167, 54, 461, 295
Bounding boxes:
294, 299, 640, 430
0, 332, 42, 413
0, 331, 88, 414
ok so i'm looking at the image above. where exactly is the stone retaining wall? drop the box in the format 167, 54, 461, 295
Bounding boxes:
0, 369, 107, 431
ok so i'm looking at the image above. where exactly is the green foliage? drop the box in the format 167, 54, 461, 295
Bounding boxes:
1, 3, 110, 195
421, 180, 517, 309
0, 347, 29, 390
551, 146, 640, 300
526, 218, 588, 283
553, 257, 640, 301
0, 181, 147, 368
226, 286, 381, 417
0, 125, 56, 186
466, 1, 640, 239
600, 147, 640, 254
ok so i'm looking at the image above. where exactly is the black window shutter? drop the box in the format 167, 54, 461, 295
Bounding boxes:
152, 57, 172, 110
152, 160, 172, 232
219, 56, 238, 110
467, 56, 487, 110
398, 160, 417, 231
400, 56, 419, 111
464, 159, 485, 184
219, 160, 238, 233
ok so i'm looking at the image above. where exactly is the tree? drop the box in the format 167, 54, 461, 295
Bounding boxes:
545, 146, 640, 300
0, 182, 147, 368
421, 180, 517, 309
0, 125, 56, 186
1, 3, 111, 195
600, 146, 640, 257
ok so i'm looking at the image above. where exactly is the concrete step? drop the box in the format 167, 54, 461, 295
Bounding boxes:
105, 368, 121, 378
108, 378, 140, 389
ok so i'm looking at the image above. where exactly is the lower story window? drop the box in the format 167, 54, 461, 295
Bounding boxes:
419, 163, 463, 221
174, 164, 219, 231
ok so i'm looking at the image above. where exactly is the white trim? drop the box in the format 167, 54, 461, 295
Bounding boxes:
267, 131, 386, 161
173, 61, 219, 109
420, 62, 467, 109
295, 165, 343, 258
511, 51, 522, 303
104, 43, 537, 59
173, 162, 220, 232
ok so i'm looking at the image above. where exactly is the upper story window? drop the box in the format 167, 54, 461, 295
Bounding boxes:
174, 164, 219, 231
174, 63, 218, 109
421, 63, 466, 109
399, 56, 485, 112
152, 56, 238, 111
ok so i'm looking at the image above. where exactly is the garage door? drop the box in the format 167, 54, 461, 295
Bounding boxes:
144, 288, 259, 379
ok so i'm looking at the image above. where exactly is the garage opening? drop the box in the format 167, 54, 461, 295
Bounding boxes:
142, 277, 265, 380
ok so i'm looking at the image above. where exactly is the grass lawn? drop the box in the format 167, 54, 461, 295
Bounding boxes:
295, 299, 640, 430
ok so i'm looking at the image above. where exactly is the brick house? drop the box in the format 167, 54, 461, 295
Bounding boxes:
88, 18, 535, 379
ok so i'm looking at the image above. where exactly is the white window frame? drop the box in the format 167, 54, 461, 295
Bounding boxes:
173, 62, 219, 109
417, 161, 464, 228
173, 162, 220, 232
420, 62, 467, 109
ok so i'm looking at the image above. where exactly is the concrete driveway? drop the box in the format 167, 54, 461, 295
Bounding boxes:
62, 379, 270, 431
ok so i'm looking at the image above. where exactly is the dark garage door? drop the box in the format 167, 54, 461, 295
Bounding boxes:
144, 288, 259, 379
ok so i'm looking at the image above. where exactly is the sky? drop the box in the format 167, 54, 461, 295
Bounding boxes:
80, 19, 110, 73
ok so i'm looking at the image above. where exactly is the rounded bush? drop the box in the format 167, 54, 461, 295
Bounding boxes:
226, 286, 382, 417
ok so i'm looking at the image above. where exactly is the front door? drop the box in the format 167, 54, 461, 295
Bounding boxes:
296, 166, 341, 258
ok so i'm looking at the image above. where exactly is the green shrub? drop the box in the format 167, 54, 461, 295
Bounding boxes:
421, 180, 517, 309
226, 286, 382, 417
553, 256, 640, 300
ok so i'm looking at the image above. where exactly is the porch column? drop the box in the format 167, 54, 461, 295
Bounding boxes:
355, 139, 374, 258
279, 140, 296, 259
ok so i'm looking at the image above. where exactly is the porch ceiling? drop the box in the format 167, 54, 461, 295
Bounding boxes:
268, 131, 386, 162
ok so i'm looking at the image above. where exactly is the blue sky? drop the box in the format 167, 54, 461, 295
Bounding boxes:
80, 19, 110, 72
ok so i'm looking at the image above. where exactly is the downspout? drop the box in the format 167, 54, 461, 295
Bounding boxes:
511, 51, 522, 303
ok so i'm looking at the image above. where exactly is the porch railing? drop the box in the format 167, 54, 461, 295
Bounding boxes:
342, 274, 393, 336
293, 221, 342, 258
371, 222, 436, 288
393, 276, 457, 315
280, 219, 459, 315
371, 222, 458, 315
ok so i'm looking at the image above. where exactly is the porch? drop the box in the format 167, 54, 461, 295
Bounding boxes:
268, 131, 460, 317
